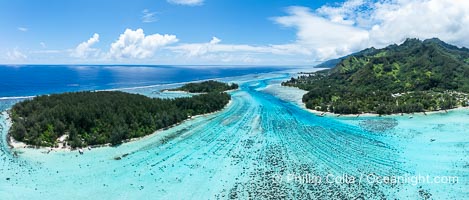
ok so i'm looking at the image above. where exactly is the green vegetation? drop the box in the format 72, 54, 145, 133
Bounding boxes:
9, 81, 233, 148
171, 80, 238, 93
283, 38, 469, 115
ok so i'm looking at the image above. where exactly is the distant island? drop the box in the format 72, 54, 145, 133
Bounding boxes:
283, 38, 469, 115
9, 81, 237, 148
170, 80, 239, 93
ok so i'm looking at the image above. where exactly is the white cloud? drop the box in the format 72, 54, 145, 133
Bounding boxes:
168, 36, 315, 64
32, 50, 61, 54
71, 33, 100, 58
17, 27, 28, 32
7, 48, 27, 60
40, 42, 46, 48
108, 28, 178, 59
168, 37, 260, 57
369, 0, 469, 47
167, 0, 203, 6
170, 37, 224, 57
274, 6, 369, 60
273, 0, 469, 60
169, 36, 312, 58
210, 37, 221, 44
142, 9, 157, 23
316, 0, 370, 26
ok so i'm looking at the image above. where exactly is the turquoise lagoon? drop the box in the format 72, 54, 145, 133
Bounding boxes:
0, 71, 468, 199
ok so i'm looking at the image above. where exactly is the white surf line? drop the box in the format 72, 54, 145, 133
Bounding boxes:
0, 96, 36, 100
96, 71, 287, 92
0, 69, 291, 100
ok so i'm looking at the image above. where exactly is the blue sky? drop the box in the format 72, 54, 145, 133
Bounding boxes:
1, 0, 468, 65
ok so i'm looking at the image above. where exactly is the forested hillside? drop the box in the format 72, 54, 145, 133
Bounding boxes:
283, 38, 469, 114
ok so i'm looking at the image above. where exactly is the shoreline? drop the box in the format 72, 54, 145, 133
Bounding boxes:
302, 104, 469, 118
6, 99, 233, 153
164, 88, 239, 93
276, 84, 469, 118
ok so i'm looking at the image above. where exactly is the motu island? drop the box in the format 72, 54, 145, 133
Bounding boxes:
9, 81, 237, 148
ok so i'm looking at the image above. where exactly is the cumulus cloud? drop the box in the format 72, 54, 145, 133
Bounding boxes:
169, 36, 311, 59
169, 37, 225, 57
210, 37, 221, 44
71, 33, 100, 58
274, 6, 369, 60
108, 28, 178, 59
316, 0, 371, 26
7, 48, 27, 60
142, 9, 157, 23
369, 0, 469, 47
273, 0, 469, 60
31, 50, 61, 54
167, 0, 203, 6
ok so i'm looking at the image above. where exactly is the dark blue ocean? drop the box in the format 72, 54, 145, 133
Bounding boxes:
0, 65, 286, 98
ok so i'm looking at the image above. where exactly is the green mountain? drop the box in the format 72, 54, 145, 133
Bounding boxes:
283, 38, 469, 114
314, 47, 378, 68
